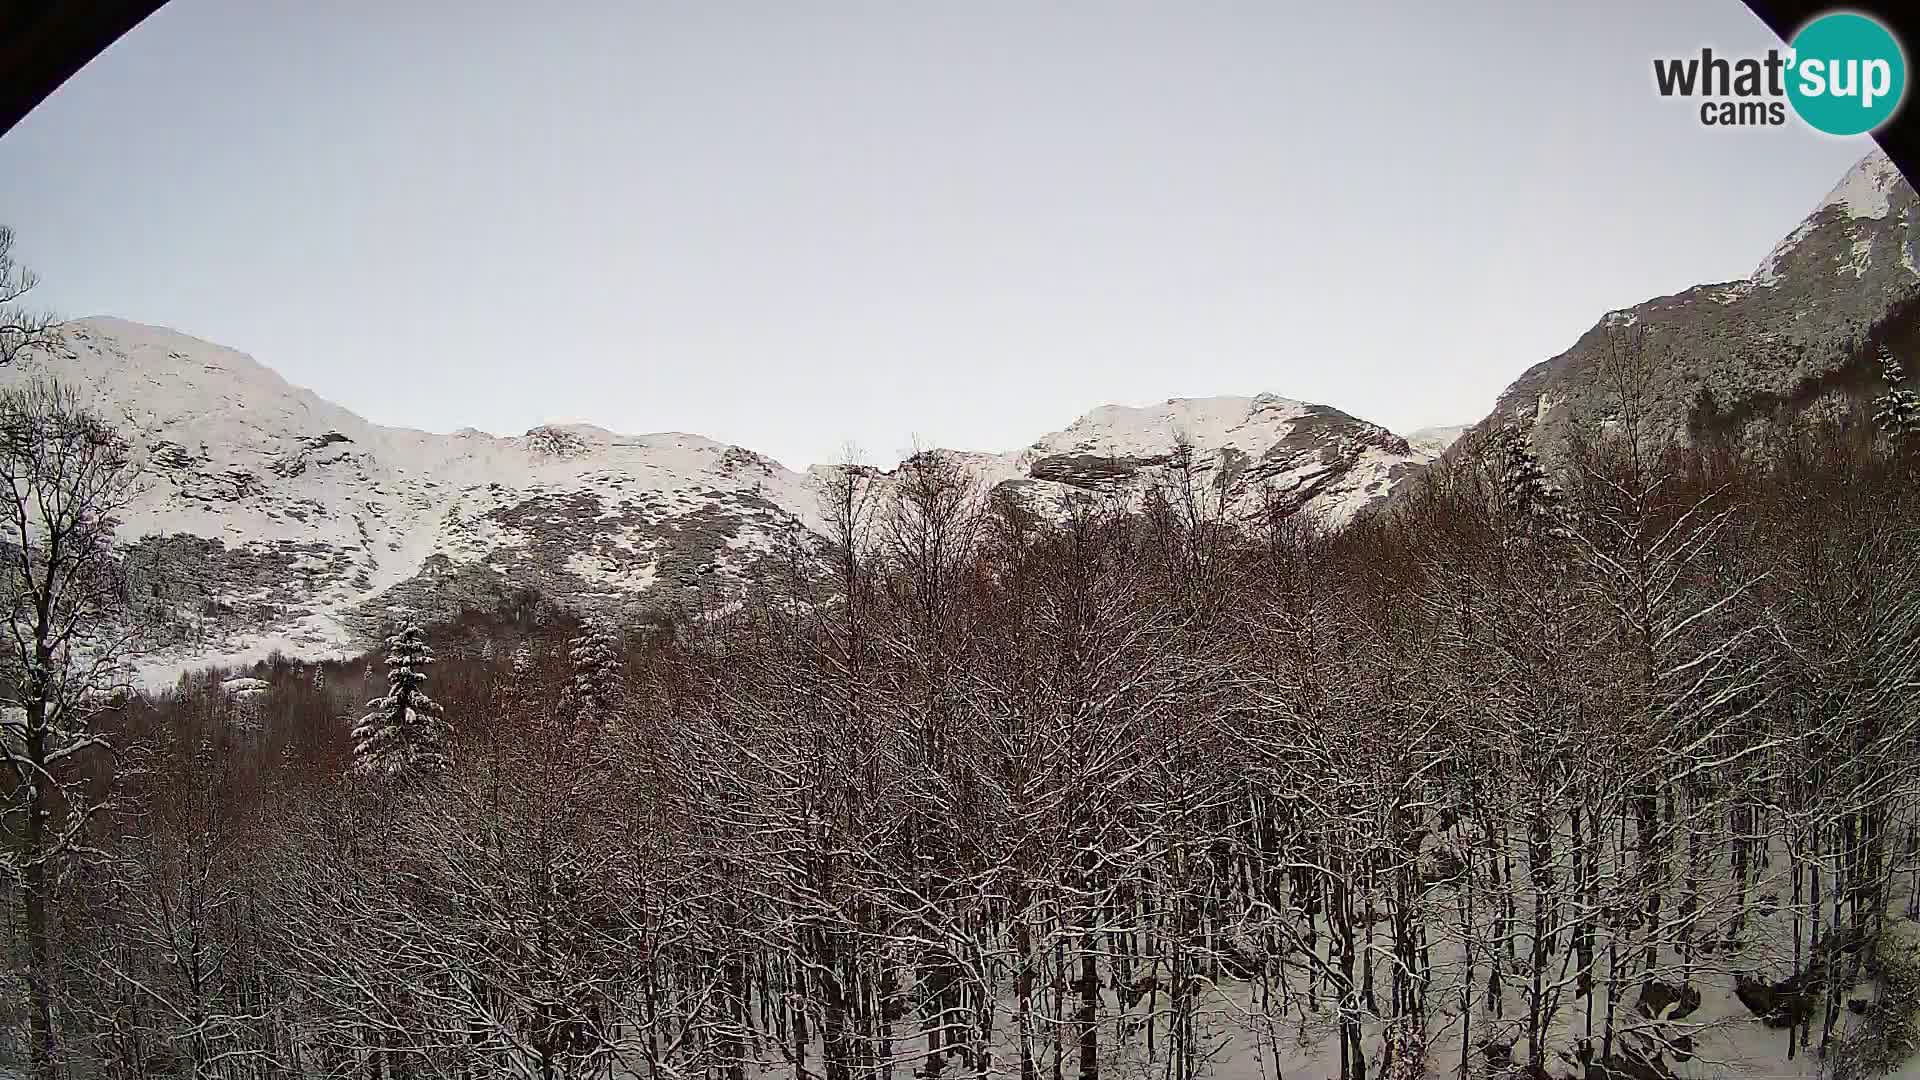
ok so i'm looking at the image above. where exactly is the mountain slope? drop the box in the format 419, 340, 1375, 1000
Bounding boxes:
983, 394, 1430, 524
3, 318, 1432, 684
1464, 148, 1919, 468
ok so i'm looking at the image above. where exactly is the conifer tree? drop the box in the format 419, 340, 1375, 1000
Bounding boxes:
1488, 426, 1569, 540
1872, 346, 1920, 441
562, 617, 623, 732
350, 624, 451, 783
1492, 428, 1557, 508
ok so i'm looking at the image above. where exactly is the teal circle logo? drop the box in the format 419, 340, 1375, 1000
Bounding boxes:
1787, 12, 1906, 136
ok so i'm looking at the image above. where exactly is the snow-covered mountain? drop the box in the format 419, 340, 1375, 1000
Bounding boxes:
1407, 424, 1470, 455
2, 318, 1434, 683
948, 394, 1433, 522
1456, 147, 1919, 468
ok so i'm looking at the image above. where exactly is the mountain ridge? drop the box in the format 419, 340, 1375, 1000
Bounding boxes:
1389, 147, 1919, 501
2, 317, 1435, 686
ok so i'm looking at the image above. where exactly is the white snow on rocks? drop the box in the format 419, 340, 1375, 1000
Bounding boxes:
1408, 424, 1470, 454
1032, 394, 1313, 459
1754, 148, 1907, 285
8, 319, 1434, 683
220, 677, 272, 698
1824, 147, 1903, 221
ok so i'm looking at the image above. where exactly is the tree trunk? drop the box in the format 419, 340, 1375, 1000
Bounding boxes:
24, 699, 55, 1080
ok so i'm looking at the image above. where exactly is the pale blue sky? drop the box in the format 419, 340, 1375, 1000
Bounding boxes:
0, 0, 1876, 469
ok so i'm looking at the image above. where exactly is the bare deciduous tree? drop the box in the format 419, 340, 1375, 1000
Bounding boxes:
0, 379, 140, 1079
0, 227, 58, 367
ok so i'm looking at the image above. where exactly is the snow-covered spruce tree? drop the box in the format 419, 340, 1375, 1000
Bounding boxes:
563, 617, 622, 727
1872, 346, 1920, 442
1488, 425, 1565, 532
350, 624, 450, 783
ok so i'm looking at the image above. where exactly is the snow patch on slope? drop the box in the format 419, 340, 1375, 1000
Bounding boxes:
1755, 148, 1905, 285
1031, 394, 1314, 459
1825, 147, 1902, 221
1408, 424, 1470, 454
1015, 393, 1432, 527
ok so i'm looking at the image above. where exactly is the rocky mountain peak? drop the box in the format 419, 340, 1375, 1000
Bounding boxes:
1456, 149, 1918, 473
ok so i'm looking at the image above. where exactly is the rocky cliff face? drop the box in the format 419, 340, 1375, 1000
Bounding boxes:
3, 318, 1432, 684
1006, 395, 1428, 521
1467, 149, 1919, 468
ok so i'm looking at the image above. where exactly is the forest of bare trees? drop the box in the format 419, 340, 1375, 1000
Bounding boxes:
2, 345, 1919, 1080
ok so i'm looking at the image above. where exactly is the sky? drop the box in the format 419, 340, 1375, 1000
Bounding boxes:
0, 0, 1880, 471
